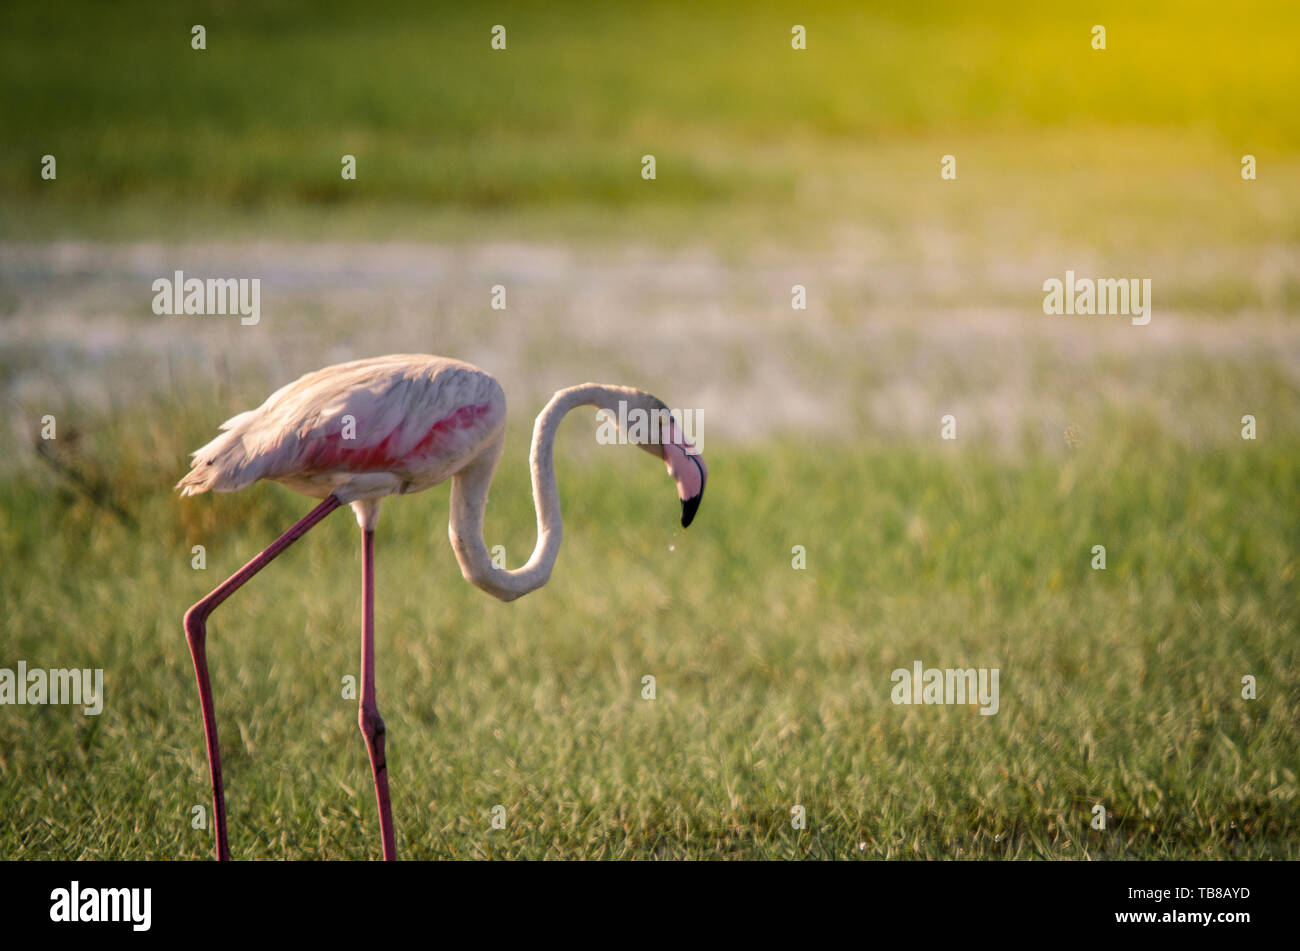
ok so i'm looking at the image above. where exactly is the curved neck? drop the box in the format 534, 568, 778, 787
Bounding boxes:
449, 383, 652, 601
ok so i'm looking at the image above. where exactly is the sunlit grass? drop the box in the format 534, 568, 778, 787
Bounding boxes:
1, 398, 1294, 859
3, 0, 1299, 247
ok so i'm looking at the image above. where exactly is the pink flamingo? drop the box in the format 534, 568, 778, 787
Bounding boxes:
178, 354, 706, 860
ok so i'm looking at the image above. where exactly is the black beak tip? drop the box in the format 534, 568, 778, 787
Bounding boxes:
680, 492, 702, 528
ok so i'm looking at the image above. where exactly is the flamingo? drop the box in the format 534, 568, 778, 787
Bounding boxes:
178, 354, 707, 860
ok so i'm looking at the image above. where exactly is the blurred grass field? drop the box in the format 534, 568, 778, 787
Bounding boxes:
1, 0, 1298, 859
4, 0, 1300, 250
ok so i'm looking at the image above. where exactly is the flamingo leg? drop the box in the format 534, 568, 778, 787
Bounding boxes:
183, 494, 343, 860
357, 527, 397, 860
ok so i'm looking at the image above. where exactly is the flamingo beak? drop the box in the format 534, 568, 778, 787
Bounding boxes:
664, 442, 707, 528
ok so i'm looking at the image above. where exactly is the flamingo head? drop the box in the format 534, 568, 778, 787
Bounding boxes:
646, 404, 706, 528
601, 387, 707, 528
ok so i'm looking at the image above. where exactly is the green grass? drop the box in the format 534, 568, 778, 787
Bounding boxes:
4, 0, 1300, 248
1, 400, 1295, 859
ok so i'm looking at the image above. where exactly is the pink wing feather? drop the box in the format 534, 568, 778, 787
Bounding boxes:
178, 355, 506, 497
